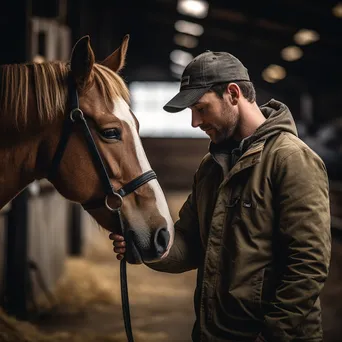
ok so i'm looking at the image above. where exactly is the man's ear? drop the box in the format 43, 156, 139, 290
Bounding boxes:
101, 35, 130, 73
227, 83, 240, 104
70, 36, 95, 89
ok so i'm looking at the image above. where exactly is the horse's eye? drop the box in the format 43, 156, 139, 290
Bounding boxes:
101, 128, 121, 140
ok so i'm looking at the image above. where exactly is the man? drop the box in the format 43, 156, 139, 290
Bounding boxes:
110, 51, 331, 342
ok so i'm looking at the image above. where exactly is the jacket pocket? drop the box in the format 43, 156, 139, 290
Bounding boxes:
253, 267, 265, 311
260, 266, 275, 315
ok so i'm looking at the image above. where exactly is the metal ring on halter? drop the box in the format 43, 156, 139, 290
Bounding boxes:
105, 193, 123, 212
70, 108, 84, 122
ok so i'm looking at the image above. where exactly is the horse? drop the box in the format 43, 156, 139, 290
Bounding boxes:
0, 35, 174, 265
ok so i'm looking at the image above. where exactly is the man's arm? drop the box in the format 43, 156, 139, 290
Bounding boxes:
264, 148, 331, 341
147, 176, 203, 273
111, 173, 203, 273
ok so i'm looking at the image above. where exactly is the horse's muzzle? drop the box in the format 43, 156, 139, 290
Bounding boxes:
125, 227, 170, 264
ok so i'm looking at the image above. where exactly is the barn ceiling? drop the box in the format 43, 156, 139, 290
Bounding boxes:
91, 1, 341, 90
64, 0, 342, 121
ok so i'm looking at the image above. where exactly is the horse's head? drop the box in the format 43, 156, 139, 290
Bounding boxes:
46, 36, 174, 264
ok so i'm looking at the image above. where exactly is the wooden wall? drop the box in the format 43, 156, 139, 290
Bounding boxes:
27, 188, 69, 302
0, 183, 70, 317
0, 213, 7, 297
141, 137, 210, 191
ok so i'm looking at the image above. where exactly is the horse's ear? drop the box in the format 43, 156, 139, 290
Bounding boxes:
70, 35, 95, 88
101, 34, 129, 73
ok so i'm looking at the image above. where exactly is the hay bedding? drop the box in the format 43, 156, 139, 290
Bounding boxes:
0, 307, 167, 342
0, 192, 196, 341
0, 240, 195, 342
0, 256, 178, 342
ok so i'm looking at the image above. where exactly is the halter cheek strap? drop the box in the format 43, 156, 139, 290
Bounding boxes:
48, 75, 157, 212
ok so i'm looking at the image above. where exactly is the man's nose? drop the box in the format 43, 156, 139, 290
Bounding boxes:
191, 111, 202, 128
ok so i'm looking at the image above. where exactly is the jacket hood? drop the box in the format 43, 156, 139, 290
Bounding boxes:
243, 99, 298, 149
210, 99, 298, 156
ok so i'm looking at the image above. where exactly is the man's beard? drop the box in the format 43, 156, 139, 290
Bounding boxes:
215, 103, 239, 143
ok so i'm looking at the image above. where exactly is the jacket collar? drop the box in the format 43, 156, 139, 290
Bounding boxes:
218, 140, 266, 189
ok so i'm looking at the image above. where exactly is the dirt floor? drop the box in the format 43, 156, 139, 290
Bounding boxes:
2, 191, 342, 342
34, 191, 196, 342
32, 255, 196, 342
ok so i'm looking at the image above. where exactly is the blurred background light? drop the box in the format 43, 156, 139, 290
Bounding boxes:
281, 46, 303, 61
262, 64, 287, 83
175, 20, 204, 36
170, 62, 185, 76
293, 29, 320, 45
332, 3, 342, 18
177, 0, 209, 19
174, 33, 198, 48
130, 82, 207, 138
170, 49, 193, 67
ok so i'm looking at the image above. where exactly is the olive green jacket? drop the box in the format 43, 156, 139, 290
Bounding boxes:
149, 99, 331, 342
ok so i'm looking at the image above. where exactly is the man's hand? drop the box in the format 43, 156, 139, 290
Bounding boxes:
109, 233, 126, 260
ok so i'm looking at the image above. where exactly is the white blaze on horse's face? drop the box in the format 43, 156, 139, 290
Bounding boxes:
113, 98, 174, 262
114, 98, 150, 171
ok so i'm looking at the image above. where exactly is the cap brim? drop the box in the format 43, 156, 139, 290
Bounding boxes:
163, 86, 211, 113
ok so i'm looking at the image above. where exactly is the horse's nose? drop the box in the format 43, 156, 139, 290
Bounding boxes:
154, 227, 170, 256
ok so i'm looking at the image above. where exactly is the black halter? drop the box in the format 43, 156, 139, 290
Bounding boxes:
48, 76, 156, 213
48, 75, 155, 342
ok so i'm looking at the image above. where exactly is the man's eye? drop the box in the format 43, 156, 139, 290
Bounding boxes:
101, 128, 121, 140
198, 107, 205, 113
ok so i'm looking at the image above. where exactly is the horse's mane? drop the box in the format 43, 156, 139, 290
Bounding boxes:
0, 61, 130, 131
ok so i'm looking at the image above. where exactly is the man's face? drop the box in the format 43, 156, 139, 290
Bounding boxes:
189, 91, 239, 143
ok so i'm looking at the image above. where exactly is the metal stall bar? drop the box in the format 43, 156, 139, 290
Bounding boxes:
3, 190, 30, 319
0, 0, 32, 319
69, 203, 83, 255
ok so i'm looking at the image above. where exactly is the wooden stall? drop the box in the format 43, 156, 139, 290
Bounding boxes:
0, 182, 71, 319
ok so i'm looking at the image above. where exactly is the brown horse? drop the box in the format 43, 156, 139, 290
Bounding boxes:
0, 35, 174, 264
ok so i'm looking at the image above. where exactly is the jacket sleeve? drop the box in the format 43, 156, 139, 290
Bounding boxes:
146, 174, 202, 274
264, 148, 331, 341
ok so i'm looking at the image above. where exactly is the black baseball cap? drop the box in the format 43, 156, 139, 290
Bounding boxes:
164, 51, 250, 113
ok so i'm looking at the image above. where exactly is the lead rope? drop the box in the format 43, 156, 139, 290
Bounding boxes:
49, 74, 140, 342
117, 209, 135, 342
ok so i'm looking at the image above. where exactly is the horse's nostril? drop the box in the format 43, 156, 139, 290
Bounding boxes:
154, 227, 170, 255
127, 227, 170, 261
